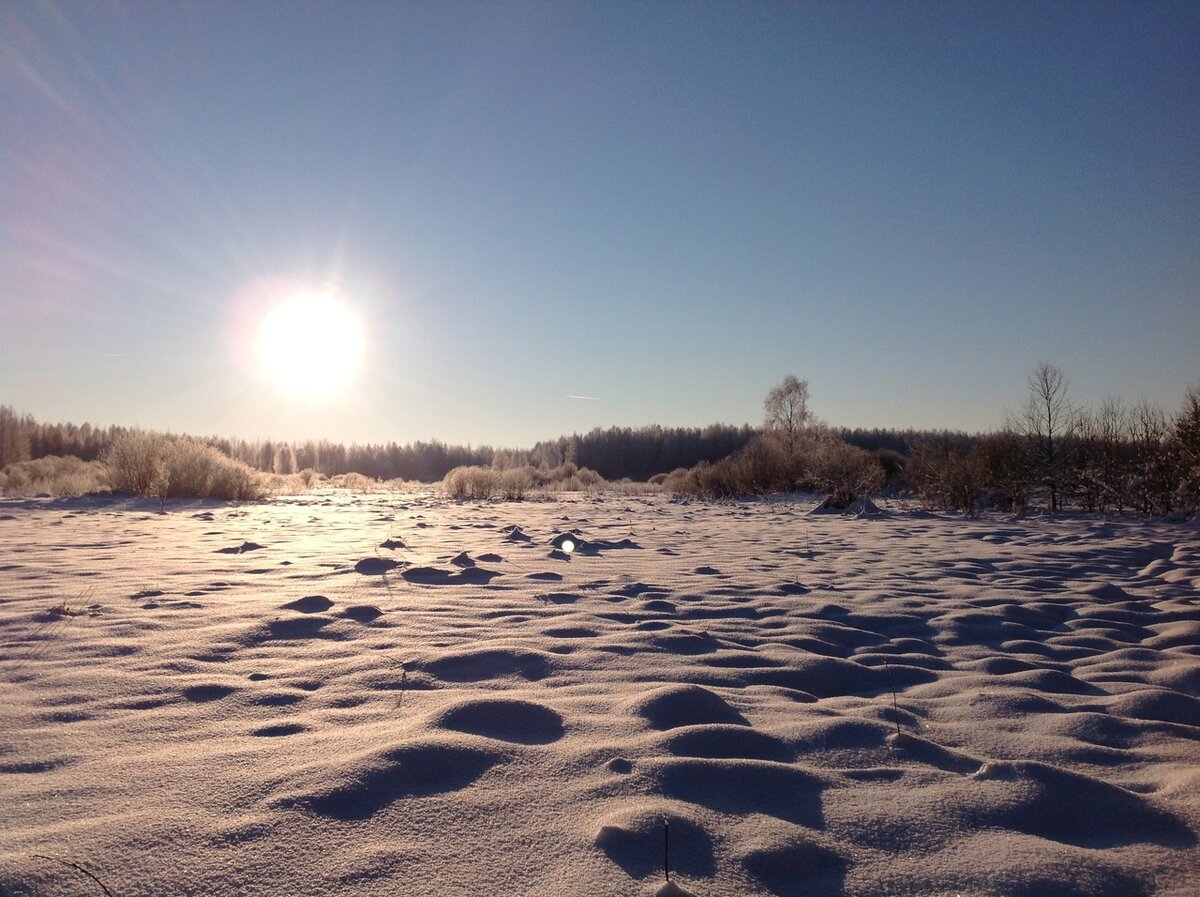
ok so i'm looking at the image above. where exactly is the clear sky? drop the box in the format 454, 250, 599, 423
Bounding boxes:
3, 1, 1197, 448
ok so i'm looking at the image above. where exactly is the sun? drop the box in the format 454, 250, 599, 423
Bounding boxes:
255, 291, 365, 398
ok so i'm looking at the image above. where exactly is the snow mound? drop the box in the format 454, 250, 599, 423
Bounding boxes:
432, 697, 564, 744
809, 494, 886, 515
270, 740, 502, 819
631, 684, 748, 730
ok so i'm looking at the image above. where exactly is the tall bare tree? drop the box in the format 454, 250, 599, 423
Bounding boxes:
1016, 362, 1077, 510
763, 375, 811, 455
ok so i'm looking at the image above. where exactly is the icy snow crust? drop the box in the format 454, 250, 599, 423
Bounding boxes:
1, 492, 1198, 896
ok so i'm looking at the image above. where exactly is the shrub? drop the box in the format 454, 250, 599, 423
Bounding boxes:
698, 458, 746, 497
205, 455, 267, 501
332, 472, 380, 493
0, 455, 109, 497
499, 466, 535, 500
575, 467, 605, 490
663, 436, 791, 499
730, 434, 795, 493
606, 477, 660, 495
873, 449, 907, 488
104, 431, 169, 496
442, 465, 499, 500
104, 431, 266, 501
805, 440, 884, 499
165, 438, 220, 497
522, 462, 610, 495
664, 459, 744, 499
905, 443, 982, 512
662, 466, 699, 496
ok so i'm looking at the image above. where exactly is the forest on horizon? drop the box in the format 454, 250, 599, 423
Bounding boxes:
2, 365, 1198, 517
0, 402, 940, 483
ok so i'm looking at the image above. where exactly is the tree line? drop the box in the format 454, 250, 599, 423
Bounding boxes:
905, 363, 1200, 515
0, 404, 950, 485
0, 407, 755, 484
4, 363, 1198, 514
651, 368, 1200, 517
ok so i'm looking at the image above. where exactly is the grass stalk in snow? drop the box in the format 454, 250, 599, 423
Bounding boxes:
663, 816, 671, 883
32, 855, 115, 897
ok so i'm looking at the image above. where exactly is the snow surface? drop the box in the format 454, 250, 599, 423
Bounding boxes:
1, 491, 1198, 896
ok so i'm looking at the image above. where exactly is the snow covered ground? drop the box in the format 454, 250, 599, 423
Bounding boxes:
1, 491, 1198, 896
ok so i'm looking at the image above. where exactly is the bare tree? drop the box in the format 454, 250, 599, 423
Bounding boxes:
1129, 399, 1172, 514
1174, 384, 1200, 512
1015, 362, 1077, 510
1177, 384, 1200, 450
1076, 396, 1132, 512
974, 429, 1030, 511
763, 376, 811, 455
0, 405, 32, 468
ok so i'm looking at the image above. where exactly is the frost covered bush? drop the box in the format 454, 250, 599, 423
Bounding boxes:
442, 462, 611, 499
805, 440, 885, 500
605, 478, 660, 495
499, 467, 535, 500
442, 465, 499, 499
0, 455, 109, 496
202, 454, 267, 501
664, 432, 886, 502
105, 431, 169, 496
163, 438, 265, 500
664, 459, 743, 498
104, 432, 265, 501
730, 434, 796, 493
165, 438, 221, 497
574, 466, 605, 490
331, 472, 380, 493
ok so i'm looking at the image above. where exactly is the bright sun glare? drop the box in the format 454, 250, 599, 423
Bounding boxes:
255, 291, 365, 398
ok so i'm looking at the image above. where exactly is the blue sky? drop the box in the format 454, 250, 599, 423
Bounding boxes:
2, 1, 1197, 447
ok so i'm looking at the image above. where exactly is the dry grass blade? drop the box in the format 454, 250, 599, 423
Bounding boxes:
32, 854, 115, 897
